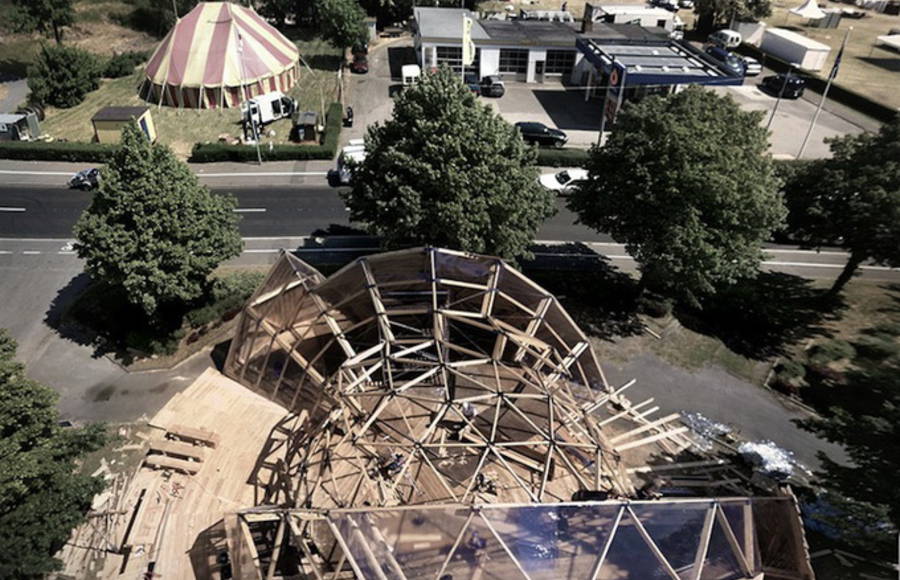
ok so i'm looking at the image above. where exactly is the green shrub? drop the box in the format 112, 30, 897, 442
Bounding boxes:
184, 271, 265, 328
535, 147, 590, 167
0, 141, 118, 162
637, 293, 672, 318
870, 321, 900, 338
189, 102, 344, 163
28, 44, 102, 108
777, 359, 806, 380
808, 339, 856, 366
104, 51, 149, 78
854, 335, 900, 361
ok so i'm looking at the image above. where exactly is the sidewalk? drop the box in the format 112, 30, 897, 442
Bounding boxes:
0, 158, 335, 187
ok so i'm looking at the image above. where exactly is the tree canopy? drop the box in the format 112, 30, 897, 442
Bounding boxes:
342, 66, 556, 261
9, 0, 74, 44
74, 123, 243, 319
694, 0, 772, 32
782, 117, 900, 296
568, 86, 785, 304
316, 0, 367, 49
0, 329, 107, 578
27, 44, 102, 109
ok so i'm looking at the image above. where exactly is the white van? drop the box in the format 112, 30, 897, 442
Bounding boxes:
241, 91, 296, 126
402, 64, 421, 86
708, 29, 743, 48
335, 139, 366, 185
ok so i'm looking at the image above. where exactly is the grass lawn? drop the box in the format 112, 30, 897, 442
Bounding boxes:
39, 35, 342, 158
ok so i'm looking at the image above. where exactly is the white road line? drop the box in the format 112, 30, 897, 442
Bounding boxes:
0, 170, 72, 176
243, 249, 281, 254
763, 260, 896, 271
198, 172, 329, 177
21, 250, 41, 255
233, 208, 267, 213
0, 250, 10, 255
0, 207, 26, 212
765, 248, 848, 256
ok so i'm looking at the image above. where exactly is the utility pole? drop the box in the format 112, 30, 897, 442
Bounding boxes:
798, 27, 851, 158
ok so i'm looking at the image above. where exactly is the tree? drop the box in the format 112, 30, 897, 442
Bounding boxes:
694, 0, 772, 32
10, 0, 74, 44
568, 86, 785, 305
800, 348, 900, 559
0, 329, 107, 577
74, 123, 243, 320
27, 44, 102, 108
316, 0, 367, 50
342, 67, 555, 261
782, 118, 900, 297
258, 0, 297, 27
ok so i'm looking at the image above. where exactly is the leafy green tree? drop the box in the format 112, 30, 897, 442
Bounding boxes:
801, 348, 900, 558
568, 86, 785, 305
27, 44, 102, 108
0, 329, 107, 577
342, 66, 555, 261
74, 123, 243, 319
316, 0, 367, 50
10, 0, 74, 44
694, 0, 772, 32
783, 118, 900, 297
258, 0, 297, 27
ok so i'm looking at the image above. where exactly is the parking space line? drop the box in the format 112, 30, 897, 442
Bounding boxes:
0, 207, 26, 212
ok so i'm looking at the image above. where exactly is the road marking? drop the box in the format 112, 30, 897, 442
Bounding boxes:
243, 249, 280, 254
0, 170, 72, 176
765, 248, 848, 257
58, 251, 76, 255
763, 260, 896, 271
21, 250, 41, 255
0, 250, 10, 255
198, 172, 329, 177
234, 208, 267, 213
0, 207, 26, 212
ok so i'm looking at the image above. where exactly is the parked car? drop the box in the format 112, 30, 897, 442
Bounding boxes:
479, 75, 506, 97
68, 168, 100, 191
350, 53, 368, 74
704, 45, 747, 76
463, 73, 482, 95
538, 168, 588, 193
739, 55, 762, 76
651, 0, 680, 11
328, 140, 366, 186
678, 0, 694, 8
515, 122, 568, 148
707, 29, 742, 48
760, 73, 806, 99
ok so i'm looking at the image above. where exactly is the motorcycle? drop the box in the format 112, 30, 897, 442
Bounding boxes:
68, 168, 101, 191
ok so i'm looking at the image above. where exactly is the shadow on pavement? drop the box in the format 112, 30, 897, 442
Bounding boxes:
532, 89, 603, 131
387, 46, 417, 80
676, 272, 843, 360
525, 242, 644, 340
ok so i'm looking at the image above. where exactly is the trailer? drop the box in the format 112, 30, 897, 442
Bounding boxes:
0, 111, 41, 142
589, 5, 681, 33
760, 27, 831, 71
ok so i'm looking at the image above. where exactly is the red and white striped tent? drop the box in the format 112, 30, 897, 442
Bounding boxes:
140, 2, 300, 109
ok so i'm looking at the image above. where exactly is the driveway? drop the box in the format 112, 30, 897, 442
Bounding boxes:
713, 82, 867, 159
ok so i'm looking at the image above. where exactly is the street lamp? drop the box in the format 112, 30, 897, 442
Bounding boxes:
766, 62, 798, 132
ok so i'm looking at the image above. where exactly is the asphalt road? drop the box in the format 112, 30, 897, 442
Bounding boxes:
0, 183, 604, 241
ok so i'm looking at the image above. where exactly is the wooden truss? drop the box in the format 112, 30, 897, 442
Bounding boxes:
225, 497, 814, 580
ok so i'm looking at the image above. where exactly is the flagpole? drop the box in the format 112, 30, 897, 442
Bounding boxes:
797, 27, 851, 159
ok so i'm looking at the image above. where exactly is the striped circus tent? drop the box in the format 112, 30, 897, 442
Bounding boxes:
140, 2, 300, 109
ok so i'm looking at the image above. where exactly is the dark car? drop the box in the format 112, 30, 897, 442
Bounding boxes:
760, 73, 806, 99
463, 72, 482, 95
68, 168, 100, 190
350, 53, 368, 74
515, 122, 568, 148
704, 45, 746, 76
479, 75, 506, 97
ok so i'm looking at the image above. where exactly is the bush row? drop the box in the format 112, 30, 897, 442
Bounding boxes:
535, 147, 590, 167
189, 102, 344, 163
735, 44, 898, 124
0, 140, 118, 162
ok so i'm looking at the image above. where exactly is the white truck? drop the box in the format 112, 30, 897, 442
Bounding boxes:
590, 5, 684, 36
240, 91, 297, 127
331, 139, 366, 186
760, 28, 830, 71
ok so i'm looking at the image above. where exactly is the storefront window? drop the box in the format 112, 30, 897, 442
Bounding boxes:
499, 48, 529, 74
545, 50, 576, 74
435, 45, 480, 73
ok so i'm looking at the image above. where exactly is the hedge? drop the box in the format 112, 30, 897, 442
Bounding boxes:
735, 44, 899, 124
536, 147, 590, 167
0, 140, 118, 162
189, 101, 344, 163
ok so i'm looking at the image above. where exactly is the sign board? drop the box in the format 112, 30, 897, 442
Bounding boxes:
603, 60, 627, 127
462, 14, 476, 66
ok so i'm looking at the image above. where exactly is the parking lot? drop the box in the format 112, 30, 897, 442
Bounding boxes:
351, 39, 878, 159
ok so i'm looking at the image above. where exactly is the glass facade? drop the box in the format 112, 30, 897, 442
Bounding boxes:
545, 49, 577, 75
499, 48, 529, 74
